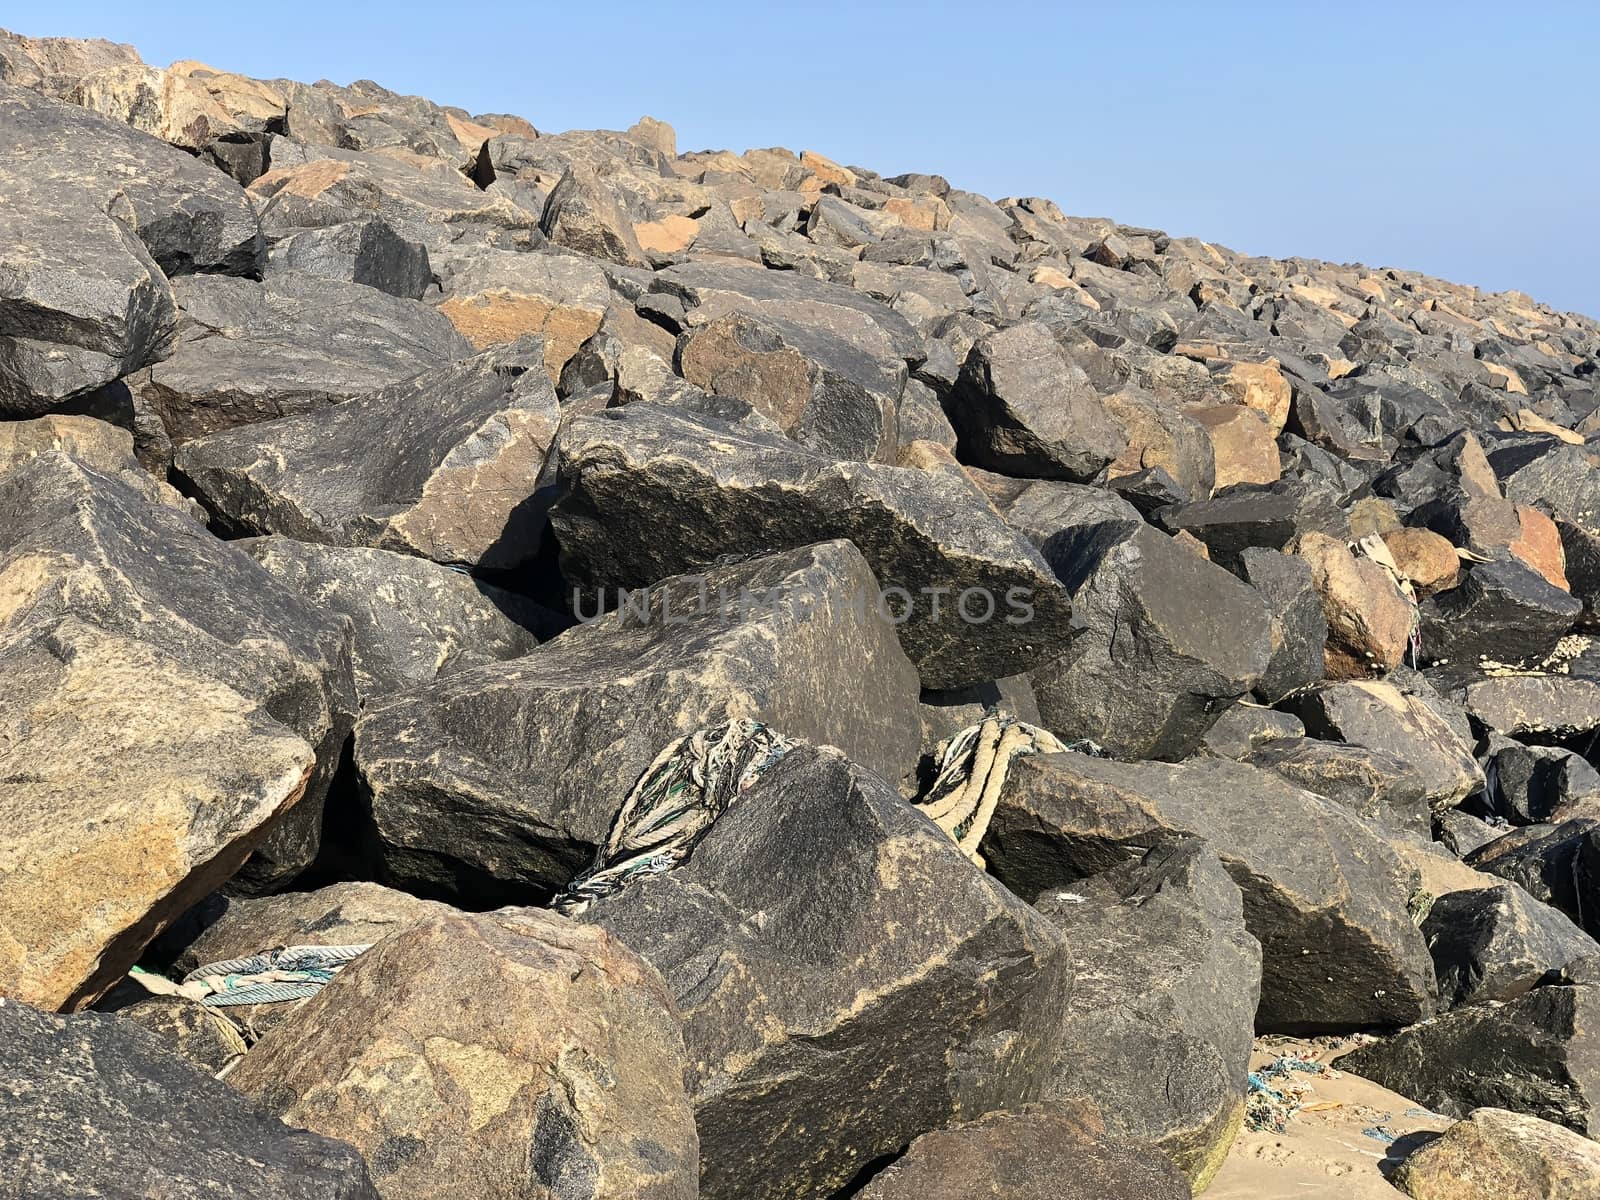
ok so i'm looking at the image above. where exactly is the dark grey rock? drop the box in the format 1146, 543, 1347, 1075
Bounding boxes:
1485, 737, 1600, 825
983, 752, 1438, 1033
174, 338, 558, 572
0, 1000, 376, 1198
1435, 808, 1505, 857
1031, 524, 1274, 760
1468, 819, 1600, 927
1034, 838, 1261, 1187
1421, 558, 1581, 672
355, 542, 924, 899
138, 271, 471, 443
587, 743, 1072, 1200
1158, 480, 1350, 573
1422, 883, 1597, 1008
1239, 547, 1329, 703
1197, 702, 1306, 760
550, 404, 1075, 689
265, 218, 434, 300
1245, 736, 1431, 837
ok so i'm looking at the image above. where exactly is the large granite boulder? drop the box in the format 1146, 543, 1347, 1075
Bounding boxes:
1341, 968, 1600, 1134
0, 453, 355, 1007
355, 542, 923, 899
983, 752, 1438, 1032
551, 404, 1075, 688
1392, 1106, 1600, 1200
0, 1000, 377, 1198
1031, 523, 1274, 760
233, 908, 697, 1200
587, 743, 1073, 1200
1034, 838, 1261, 1189
1422, 883, 1597, 1009
241, 538, 551, 702
175, 338, 559, 572
136, 271, 471, 443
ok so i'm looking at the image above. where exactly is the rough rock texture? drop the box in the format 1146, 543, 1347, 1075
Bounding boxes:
0, 453, 355, 1007
0, 412, 192, 510
1341, 974, 1600, 1133
1283, 679, 1484, 811
1423, 883, 1597, 1009
1393, 1106, 1600, 1200
0, 1000, 377, 1198
1422, 558, 1581, 672
1033, 838, 1261, 1189
1467, 819, 1600, 925
434, 247, 610, 379
1483, 738, 1600, 826
588, 744, 1073, 1200
356, 542, 923, 898
1296, 530, 1416, 677
116, 995, 248, 1074
138, 271, 471, 443
1031, 522, 1274, 760
233, 909, 698, 1200
176, 339, 559, 571
1245, 736, 1432, 837
551, 404, 1075, 688
241, 537, 550, 701
854, 1107, 1192, 1200
984, 752, 1436, 1032
1239, 546, 1329, 701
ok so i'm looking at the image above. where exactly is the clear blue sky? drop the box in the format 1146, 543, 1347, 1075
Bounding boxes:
13, 2, 1598, 318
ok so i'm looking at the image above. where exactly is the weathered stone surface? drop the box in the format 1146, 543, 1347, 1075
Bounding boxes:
434, 247, 610, 379
265, 217, 434, 300
1385, 525, 1463, 595
116, 996, 248, 1075
1212, 358, 1293, 434
1341, 974, 1600, 1133
1282, 679, 1484, 811
678, 308, 904, 462
138, 271, 471, 442
1456, 675, 1600, 739
587, 743, 1072, 1200
233, 908, 697, 1200
241, 537, 550, 702
0, 193, 176, 416
1034, 838, 1260, 1188
1393, 1106, 1600, 1200
0, 1001, 377, 1198
0, 81, 260, 275
0, 454, 355, 1006
540, 161, 650, 268
1437, 809, 1506, 858
356, 543, 923, 898
1423, 883, 1597, 1009
1197, 701, 1306, 759
1484, 738, 1600, 826
1032, 523, 1274, 760
983, 752, 1437, 1032
175, 338, 559, 572
919, 674, 1042, 748
1421, 558, 1581, 672
1296, 531, 1415, 677
1239, 546, 1329, 701
1468, 820, 1600, 925
551, 404, 1075, 688
1188, 402, 1282, 489
948, 321, 1125, 480
0, 413, 191, 511
855, 1107, 1191, 1200
1245, 736, 1432, 837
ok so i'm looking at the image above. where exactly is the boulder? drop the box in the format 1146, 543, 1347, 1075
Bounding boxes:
855, 1107, 1191, 1200
356, 542, 923, 899
232, 909, 697, 1200
1245, 737, 1431, 837
1423, 883, 1597, 1008
1187, 403, 1282, 489
265, 217, 434, 300
1340, 972, 1600, 1133
0, 81, 259, 276
539, 161, 650, 268
1158, 480, 1348, 572
433, 247, 610, 379
1384, 526, 1462, 595
1211, 358, 1293, 434
1295, 531, 1415, 677
136, 271, 471, 442
175, 339, 559, 572
1468, 820, 1600, 927
1392, 1107, 1600, 1200
1197, 702, 1306, 759
0, 413, 191, 511
1456, 675, 1600, 739
0, 454, 355, 1007
1484, 738, 1600, 826
116, 996, 248, 1075
1239, 546, 1329, 701
551, 404, 1075, 688
1281, 679, 1483, 812
1421, 559, 1581, 672
1034, 838, 1261, 1188
241, 538, 551, 702
1031, 523, 1274, 760
982, 752, 1437, 1032
678, 308, 904, 462
947, 321, 1125, 480
587, 743, 1072, 1200
0, 1001, 377, 1198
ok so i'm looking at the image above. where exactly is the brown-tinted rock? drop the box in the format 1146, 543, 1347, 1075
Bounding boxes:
1511, 504, 1571, 591
434, 248, 610, 379
1386, 526, 1462, 595
232, 909, 698, 1200
1188, 403, 1282, 489
1296, 531, 1415, 677
1211, 359, 1293, 434
1393, 1107, 1600, 1200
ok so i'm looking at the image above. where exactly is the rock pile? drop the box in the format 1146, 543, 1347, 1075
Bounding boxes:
3, 23, 1600, 1199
